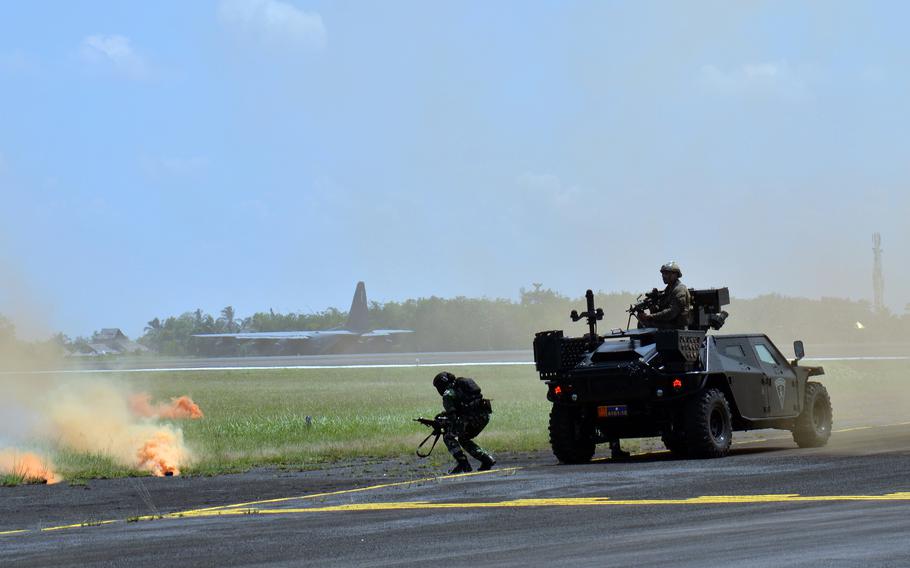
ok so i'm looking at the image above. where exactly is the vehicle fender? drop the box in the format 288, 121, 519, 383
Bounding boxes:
804, 365, 825, 377
697, 373, 743, 421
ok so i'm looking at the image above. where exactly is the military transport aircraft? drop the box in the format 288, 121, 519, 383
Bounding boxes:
192, 282, 413, 355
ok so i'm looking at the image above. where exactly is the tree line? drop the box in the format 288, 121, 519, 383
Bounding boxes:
136, 285, 910, 355
3, 286, 908, 358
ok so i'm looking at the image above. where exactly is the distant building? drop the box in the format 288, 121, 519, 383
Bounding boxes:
69, 328, 150, 356
86, 343, 121, 356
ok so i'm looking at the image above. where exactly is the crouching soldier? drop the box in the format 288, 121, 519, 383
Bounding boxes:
433, 371, 496, 474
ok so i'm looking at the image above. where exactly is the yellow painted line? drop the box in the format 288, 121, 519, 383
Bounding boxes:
147, 467, 523, 518
178, 467, 523, 514
184, 420, 910, 515
3, 468, 522, 536
10, 491, 910, 534
176, 492, 910, 516
41, 520, 118, 532
6, 421, 910, 536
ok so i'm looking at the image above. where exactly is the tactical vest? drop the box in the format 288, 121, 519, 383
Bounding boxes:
454, 377, 492, 414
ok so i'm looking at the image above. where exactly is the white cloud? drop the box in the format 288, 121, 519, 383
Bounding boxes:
218, 0, 327, 52
80, 34, 149, 80
700, 61, 810, 101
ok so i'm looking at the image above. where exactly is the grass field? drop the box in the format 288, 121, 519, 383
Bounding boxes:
51, 365, 548, 480
40, 359, 910, 480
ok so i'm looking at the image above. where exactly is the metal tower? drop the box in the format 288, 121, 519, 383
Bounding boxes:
873, 233, 884, 313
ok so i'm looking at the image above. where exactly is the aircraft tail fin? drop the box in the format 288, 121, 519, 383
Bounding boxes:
346, 281, 370, 332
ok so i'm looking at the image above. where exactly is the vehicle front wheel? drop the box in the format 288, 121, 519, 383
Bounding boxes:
549, 404, 595, 464
792, 382, 833, 448
684, 388, 733, 458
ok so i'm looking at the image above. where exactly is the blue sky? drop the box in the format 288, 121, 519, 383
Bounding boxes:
1, 1, 908, 338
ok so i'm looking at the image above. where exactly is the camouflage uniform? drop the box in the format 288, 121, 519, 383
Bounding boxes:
439, 384, 495, 470
648, 281, 691, 330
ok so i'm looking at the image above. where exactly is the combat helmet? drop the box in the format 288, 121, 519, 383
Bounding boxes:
433, 371, 456, 395
660, 261, 682, 277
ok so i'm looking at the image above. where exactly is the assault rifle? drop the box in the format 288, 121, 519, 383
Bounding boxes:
413, 416, 446, 457
626, 288, 663, 329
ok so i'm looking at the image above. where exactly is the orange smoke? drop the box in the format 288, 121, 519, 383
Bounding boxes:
129, 393, 204, 420
39, 382, 195, 478
0, 449, 60, 484
136, 430, 187, 477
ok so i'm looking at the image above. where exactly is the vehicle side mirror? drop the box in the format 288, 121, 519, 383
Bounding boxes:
793, 340, 805, 362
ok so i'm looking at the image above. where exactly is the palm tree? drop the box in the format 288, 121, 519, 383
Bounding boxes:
144, 318, 162, 333
218, 306, 238, 332
141, 318, 163, 350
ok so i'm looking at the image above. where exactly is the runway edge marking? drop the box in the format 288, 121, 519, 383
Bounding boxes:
155, 492, 910, 516
9, 490, 910, 537
0, 468, 522, 538
41, 520, 118, 532
138, 467, 524, 519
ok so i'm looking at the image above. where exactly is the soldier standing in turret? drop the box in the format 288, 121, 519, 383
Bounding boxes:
433, 371, 496, 474
638, 261, 691, 330
608, 261, 691, 459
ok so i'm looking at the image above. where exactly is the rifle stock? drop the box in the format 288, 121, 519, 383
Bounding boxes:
413, 417, 445, 457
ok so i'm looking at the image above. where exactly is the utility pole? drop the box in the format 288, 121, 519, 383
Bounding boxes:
872, 233, 884, 313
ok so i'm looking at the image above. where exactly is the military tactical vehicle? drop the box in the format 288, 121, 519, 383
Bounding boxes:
532, 288, 833, 462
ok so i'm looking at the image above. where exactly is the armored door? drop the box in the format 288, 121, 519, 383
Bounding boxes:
749, 337, 799, 417
713, 337, 767, 419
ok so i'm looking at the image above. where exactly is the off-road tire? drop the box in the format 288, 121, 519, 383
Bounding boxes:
792, 382, 833, 448
684, 388, 733, 458
549, 404, 595, 464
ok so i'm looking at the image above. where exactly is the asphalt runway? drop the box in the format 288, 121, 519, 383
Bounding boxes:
3, 423, 910, 567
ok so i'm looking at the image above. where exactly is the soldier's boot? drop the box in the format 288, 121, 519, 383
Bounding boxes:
449, 456, 472, 475
462, 440, 495, 471
477, 453, 496, 472
610, 440, 630, 459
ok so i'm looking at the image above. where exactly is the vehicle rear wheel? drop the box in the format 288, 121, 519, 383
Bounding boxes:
792, 382, 832, 448
549, 404, 595, 464
684, 388, 733, 458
